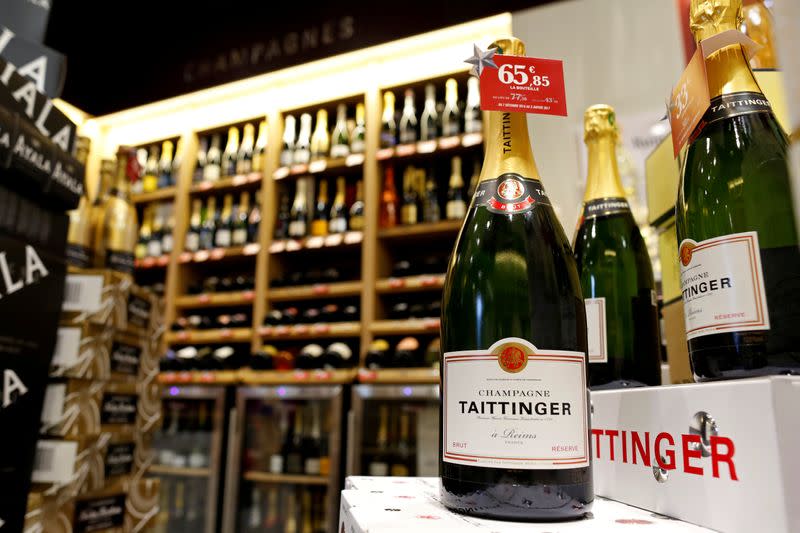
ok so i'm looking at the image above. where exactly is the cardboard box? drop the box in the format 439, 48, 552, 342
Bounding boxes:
109, 332, 144, 383
24, 491, 74, 533
662, 299, 693, 384
0, 25, 67, 98
100, 382, 138, 432
101, 431, 136, 485
61, 269, 132, 329
123, 479, 159, 533
51, 324, 114, 381
31, 436, 105, 498
40, 379, 105, 439
123, 285, 153, 335
73, 493, 125, 533
591, 377, 800, 532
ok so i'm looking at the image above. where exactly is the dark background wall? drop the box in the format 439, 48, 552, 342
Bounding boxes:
44, 0, 554, 115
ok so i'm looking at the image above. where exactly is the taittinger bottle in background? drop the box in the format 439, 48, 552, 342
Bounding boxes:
439, 37, 593, 520
676, 0, 800, 380
95, 147, 139, 274
574, 105, 661, 389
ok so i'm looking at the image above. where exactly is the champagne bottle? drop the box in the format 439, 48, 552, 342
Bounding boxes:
158, 140, 174, 188
301, 492, 313, 533
349, 180, 365, 231
350, 103, 366, 154
379, 167, 398, 228
329, 176, 347, 234
285, 408, 305, 474
89, 159, 116, 249
133, 148, 147, 194
399, 89, 418, 144
204, 134, 222, 182
400, 167, 418, 225
423, 172, 441, 223
368, 405, 390, 476
275, 193, 291, 239
391, 411, 413, 476
439, 37, 593, 520
95, 147, 139, 274
289, 180, 309, 238
304, 403, 322, 475
380, 91, 397, 149
248, 193, 261, 243
215, 194, 234, 248
222, 127, 240, 176
311, 180, 329, 236
199, 196, 217, 250
142, 146, 159, 193
135, 205, 153, 260
420, 83, 439, 141
162, 205, 175, 254
676, 0, 800, 380
237, 123, 255, 174
295, 114, 312, 164
194, 137, 207, 183
330, 104, 350, 158
232, 192, 250, 246
185, 199, 202, 252
445, 156, 466, 220
149, 205, 165, 257
281, 115, 297, 167
464, 77, 482, 134
441, 78, 461, 137
574, 105, 661, 388
284, 492, 297, 533
172, 138, 183, 185
253, 120, 268, 172
66, 137, 93, 267
310, 109, 330, 160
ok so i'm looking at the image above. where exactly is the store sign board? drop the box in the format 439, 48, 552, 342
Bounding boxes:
590, 377, 800, 533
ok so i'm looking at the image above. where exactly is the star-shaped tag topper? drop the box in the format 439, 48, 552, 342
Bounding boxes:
465, 43, 498, 77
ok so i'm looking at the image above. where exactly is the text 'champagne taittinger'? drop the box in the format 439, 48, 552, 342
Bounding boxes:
440, 37, 593, 521
676, 0, 800, 380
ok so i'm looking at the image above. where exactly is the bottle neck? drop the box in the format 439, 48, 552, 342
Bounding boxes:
112, 162, 131, 199
584, 134, 626, 201
706, 43, 762, 99
479, 111, 540, 182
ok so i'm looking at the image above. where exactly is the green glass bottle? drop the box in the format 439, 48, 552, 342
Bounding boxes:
573, 105, 661, 389
440, 37, 593, 521
676, 0, 800, 380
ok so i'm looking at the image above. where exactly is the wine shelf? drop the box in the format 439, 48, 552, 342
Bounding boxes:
375, 275, 445, 294
273, 153, 365, 180
258, 322, 361, 340
178, 244, 261, 264
189, 172, 262, 194
269, 281, 363, 302
243, 471, 329, 486
132, 187, 177, 204
375, 132, 483, 162
239, 368, 358, 385
357, 367, 439, 384
370, 318, 440, 335
378, 220, 461, 241
134, 255, 170, 270
166, 328, 253, 344
175, 290, 256, 309
149, 465, 212, 477
158, 370, 243, 384
269, 232, 363, 254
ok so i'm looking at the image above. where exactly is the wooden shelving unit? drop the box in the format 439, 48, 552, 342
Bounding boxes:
175, 291, 256, 309
132, 186, 177, 204
270, 281, 363, 302
190, 172, 262, 194
273, 153, 365, 180
149, 465, 211, 477
239, 368, 358, 385
177, 244, 261, 264
357, 367, 439, 384
258, 322, 361, 340
243, 471, 330, 486
375, 275, 445, 294
377, 219, 462, 241
370, 318, 440, 335
166, 328, 253, 344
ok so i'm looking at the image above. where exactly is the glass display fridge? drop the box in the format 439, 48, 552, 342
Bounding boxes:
150, 385, 227, 533
347, 384, 440, 478
222, 385, 344, 533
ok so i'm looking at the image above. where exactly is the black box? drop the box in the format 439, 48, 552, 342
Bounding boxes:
0, 232, 66, 533
0, 25, 66, 98
0, 0, 51, 43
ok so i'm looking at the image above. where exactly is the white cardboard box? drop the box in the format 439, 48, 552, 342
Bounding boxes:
590, 376, 800, 533
341, 477, 712, 532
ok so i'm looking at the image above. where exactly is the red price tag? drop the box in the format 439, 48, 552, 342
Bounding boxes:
312, 284, 330, 295
243, 291, 255, 301
479, 55, 567, 117
198, 294, 211, 303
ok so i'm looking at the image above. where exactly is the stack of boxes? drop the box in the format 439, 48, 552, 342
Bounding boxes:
27, 272, 165, 532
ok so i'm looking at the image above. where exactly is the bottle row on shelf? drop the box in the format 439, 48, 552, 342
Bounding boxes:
364, 405, 418, 477
184, 191, 261, 253
280, 104, 365, 167
274, 177, 364, 240
196, 121, 268, 184
133, 139, 181, 194
240, 486, 327, 533
135, 202, 175, 261
263, 303, 360, 326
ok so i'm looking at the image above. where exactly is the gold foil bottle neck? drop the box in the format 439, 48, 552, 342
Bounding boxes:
490, 36, 526, 56
690, 0, 743, 42
740, 0, 777, 69
584, 104, 618, 141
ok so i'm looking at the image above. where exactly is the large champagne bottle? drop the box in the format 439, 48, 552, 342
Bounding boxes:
440, 37, 593, 520
676, 0, 800, 380
574, 105, 661, 388
94, 147, 139, 274
66, 136, 93, 268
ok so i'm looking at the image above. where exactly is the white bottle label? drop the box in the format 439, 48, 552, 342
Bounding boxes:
215, 229, 231, 248
585, 297, 607, 363
147, 239, 162, 258
442, 337, 589, 470
232, 228, 248, 245
446, 200, 466, 220
288, 221, 306, 238
269, 454, 284, 474
679, 231, 770, 340
368, 461, 388, 476
304, 458, 321, 475
185, 233, 200, 252
203, 164, 221, 181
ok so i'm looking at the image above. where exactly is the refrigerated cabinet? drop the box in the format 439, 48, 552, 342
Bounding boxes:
151, 385, 226, 533
348, 384, 440, 478
223, 385, 344, 533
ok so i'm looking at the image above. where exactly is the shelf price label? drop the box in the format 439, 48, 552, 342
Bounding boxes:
479, 55, 567, 117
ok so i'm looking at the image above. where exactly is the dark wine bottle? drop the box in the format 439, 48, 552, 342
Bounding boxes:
399, 89, 418, 144
379, 167, 398, 228
439, 37, 593, 521
185, 199, 202, 252
349, 180, 365, 231
328, 177, 348, 234
274, 193, 291, 239
420, 84, 439, 141
380, 91, 397, 149
283, 407, 305, 474
296, 344, 324, 370
365, 339, 390, 369
573, 105, 661, 389
311, 179, 330, 237
199, 196, 216, 250
676, 0, 800, 380
324, 342, 353, 369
